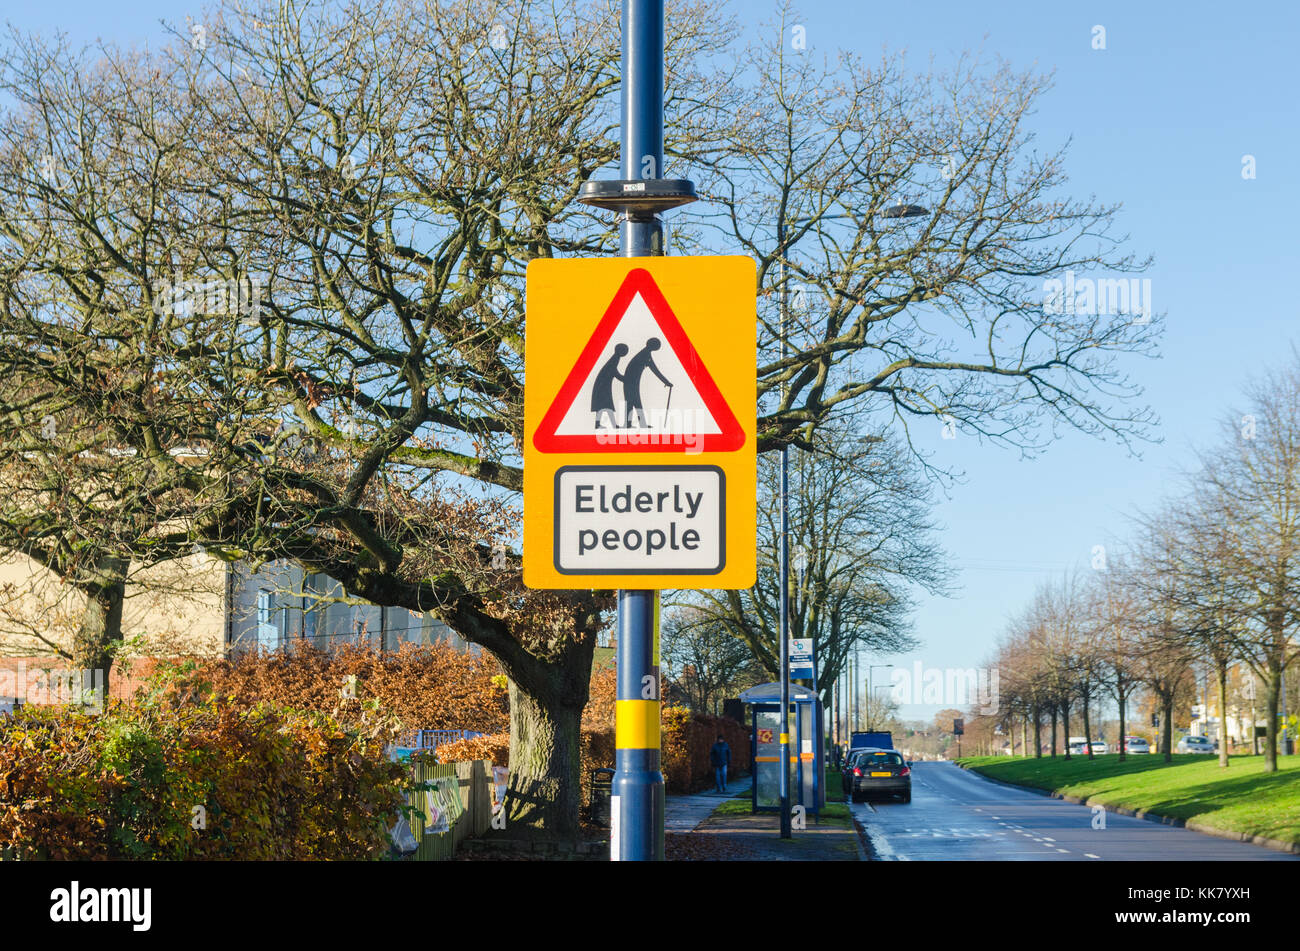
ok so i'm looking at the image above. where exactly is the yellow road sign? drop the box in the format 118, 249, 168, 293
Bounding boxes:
523, 256, 756, 590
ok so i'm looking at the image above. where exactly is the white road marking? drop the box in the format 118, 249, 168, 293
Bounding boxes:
854, 804, 907, 861
1084, 853, 1101, 859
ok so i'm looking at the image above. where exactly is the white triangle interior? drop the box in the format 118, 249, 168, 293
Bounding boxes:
553, 291, 723, 437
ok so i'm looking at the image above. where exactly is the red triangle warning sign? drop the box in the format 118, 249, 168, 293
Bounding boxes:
533, 268, 745, 454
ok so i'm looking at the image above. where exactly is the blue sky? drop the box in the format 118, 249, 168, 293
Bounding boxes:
785, 0, 1300, 717
10, 1, 1299, 717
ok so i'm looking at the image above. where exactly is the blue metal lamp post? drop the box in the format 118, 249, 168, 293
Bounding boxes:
576, 0, 697, 862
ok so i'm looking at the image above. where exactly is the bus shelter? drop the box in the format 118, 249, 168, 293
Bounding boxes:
739, 682, 823, 815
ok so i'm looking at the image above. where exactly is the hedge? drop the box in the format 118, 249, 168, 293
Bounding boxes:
0, 668, 410, 860
174, 642, 509, 735
660, 707, 750, 793
435, 705, 747, 801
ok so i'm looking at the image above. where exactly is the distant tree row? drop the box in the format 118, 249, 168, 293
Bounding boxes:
989, 354, 1300, 771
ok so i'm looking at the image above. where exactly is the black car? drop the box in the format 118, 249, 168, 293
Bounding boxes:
839, 747, 886, 796
839, 748, 875, 794
847, 748, 911, 803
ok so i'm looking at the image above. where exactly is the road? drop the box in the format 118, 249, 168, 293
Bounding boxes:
852, 762, 1296, 861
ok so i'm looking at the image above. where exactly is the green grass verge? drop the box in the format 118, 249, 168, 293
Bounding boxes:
816, 802, 850, 825
959, 753, 1300, 846
711, 798, 754, 816
824, 765, 846, 802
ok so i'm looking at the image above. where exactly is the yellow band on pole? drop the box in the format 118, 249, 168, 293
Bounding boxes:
616, 699, 661, 750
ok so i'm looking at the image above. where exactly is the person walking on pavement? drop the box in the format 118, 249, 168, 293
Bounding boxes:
709, 734, 731, 793
590, 343, 629, 429
622, 337, 671, 428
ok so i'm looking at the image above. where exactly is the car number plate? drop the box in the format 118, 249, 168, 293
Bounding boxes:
870, 771, 891, 777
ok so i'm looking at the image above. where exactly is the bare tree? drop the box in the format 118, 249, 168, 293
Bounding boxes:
683, 415, 948, 714
1134, 496, 1242, 767
0, 0, 1163, 835
1087, 563, 1143, 760
0, 0, 684, 834
999, 605, 1053, 758
861, 680, 901, 733
660, 608, 763, 714
1189, 358, 1300, 771
1124, 525, 1199, 761
0, 29, 269, 685
694, 8, 1159, 461
988, 635, 1034, 757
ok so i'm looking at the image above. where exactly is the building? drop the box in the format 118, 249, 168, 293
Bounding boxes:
0, 549, 470, 700
225, 559, 470, 654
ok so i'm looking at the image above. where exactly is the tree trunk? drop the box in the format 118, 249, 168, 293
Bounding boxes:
496, 634, 597, 840
1061, 700, 1072, 759
1117, 688, 1127, 762
504, 680, 585, 838
1217, 662, 1229, 768
1049, 706, 1058, 757
1033, 704, 1042, 758
1252, 688, 1259, 755
1082, 689, 1093, 759
72, 553, 129, 702
1161, 698, 1174, 763
1263, 668, 1280, 772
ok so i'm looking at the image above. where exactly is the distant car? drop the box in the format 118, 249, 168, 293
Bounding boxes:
840, 748, 877, 793
1121, 736, 1151, 754
1176, 735, 1215, 754
847, 748, 911, 804
1090, 741, 1107, 755
1067, 740, 1089, 756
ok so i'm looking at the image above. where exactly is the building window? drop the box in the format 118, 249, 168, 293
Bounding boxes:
257, 590, 278, 651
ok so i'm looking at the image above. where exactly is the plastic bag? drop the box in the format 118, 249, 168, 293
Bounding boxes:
389, 817, 418, 855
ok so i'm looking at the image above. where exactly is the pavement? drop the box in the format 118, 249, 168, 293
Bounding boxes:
665, 775, 865, 860
664, 776, 753, 831
854, 761, 1298, 861
683, 809, 862, 860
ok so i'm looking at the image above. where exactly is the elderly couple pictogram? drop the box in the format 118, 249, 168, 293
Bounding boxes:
591, 337, 672, 429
